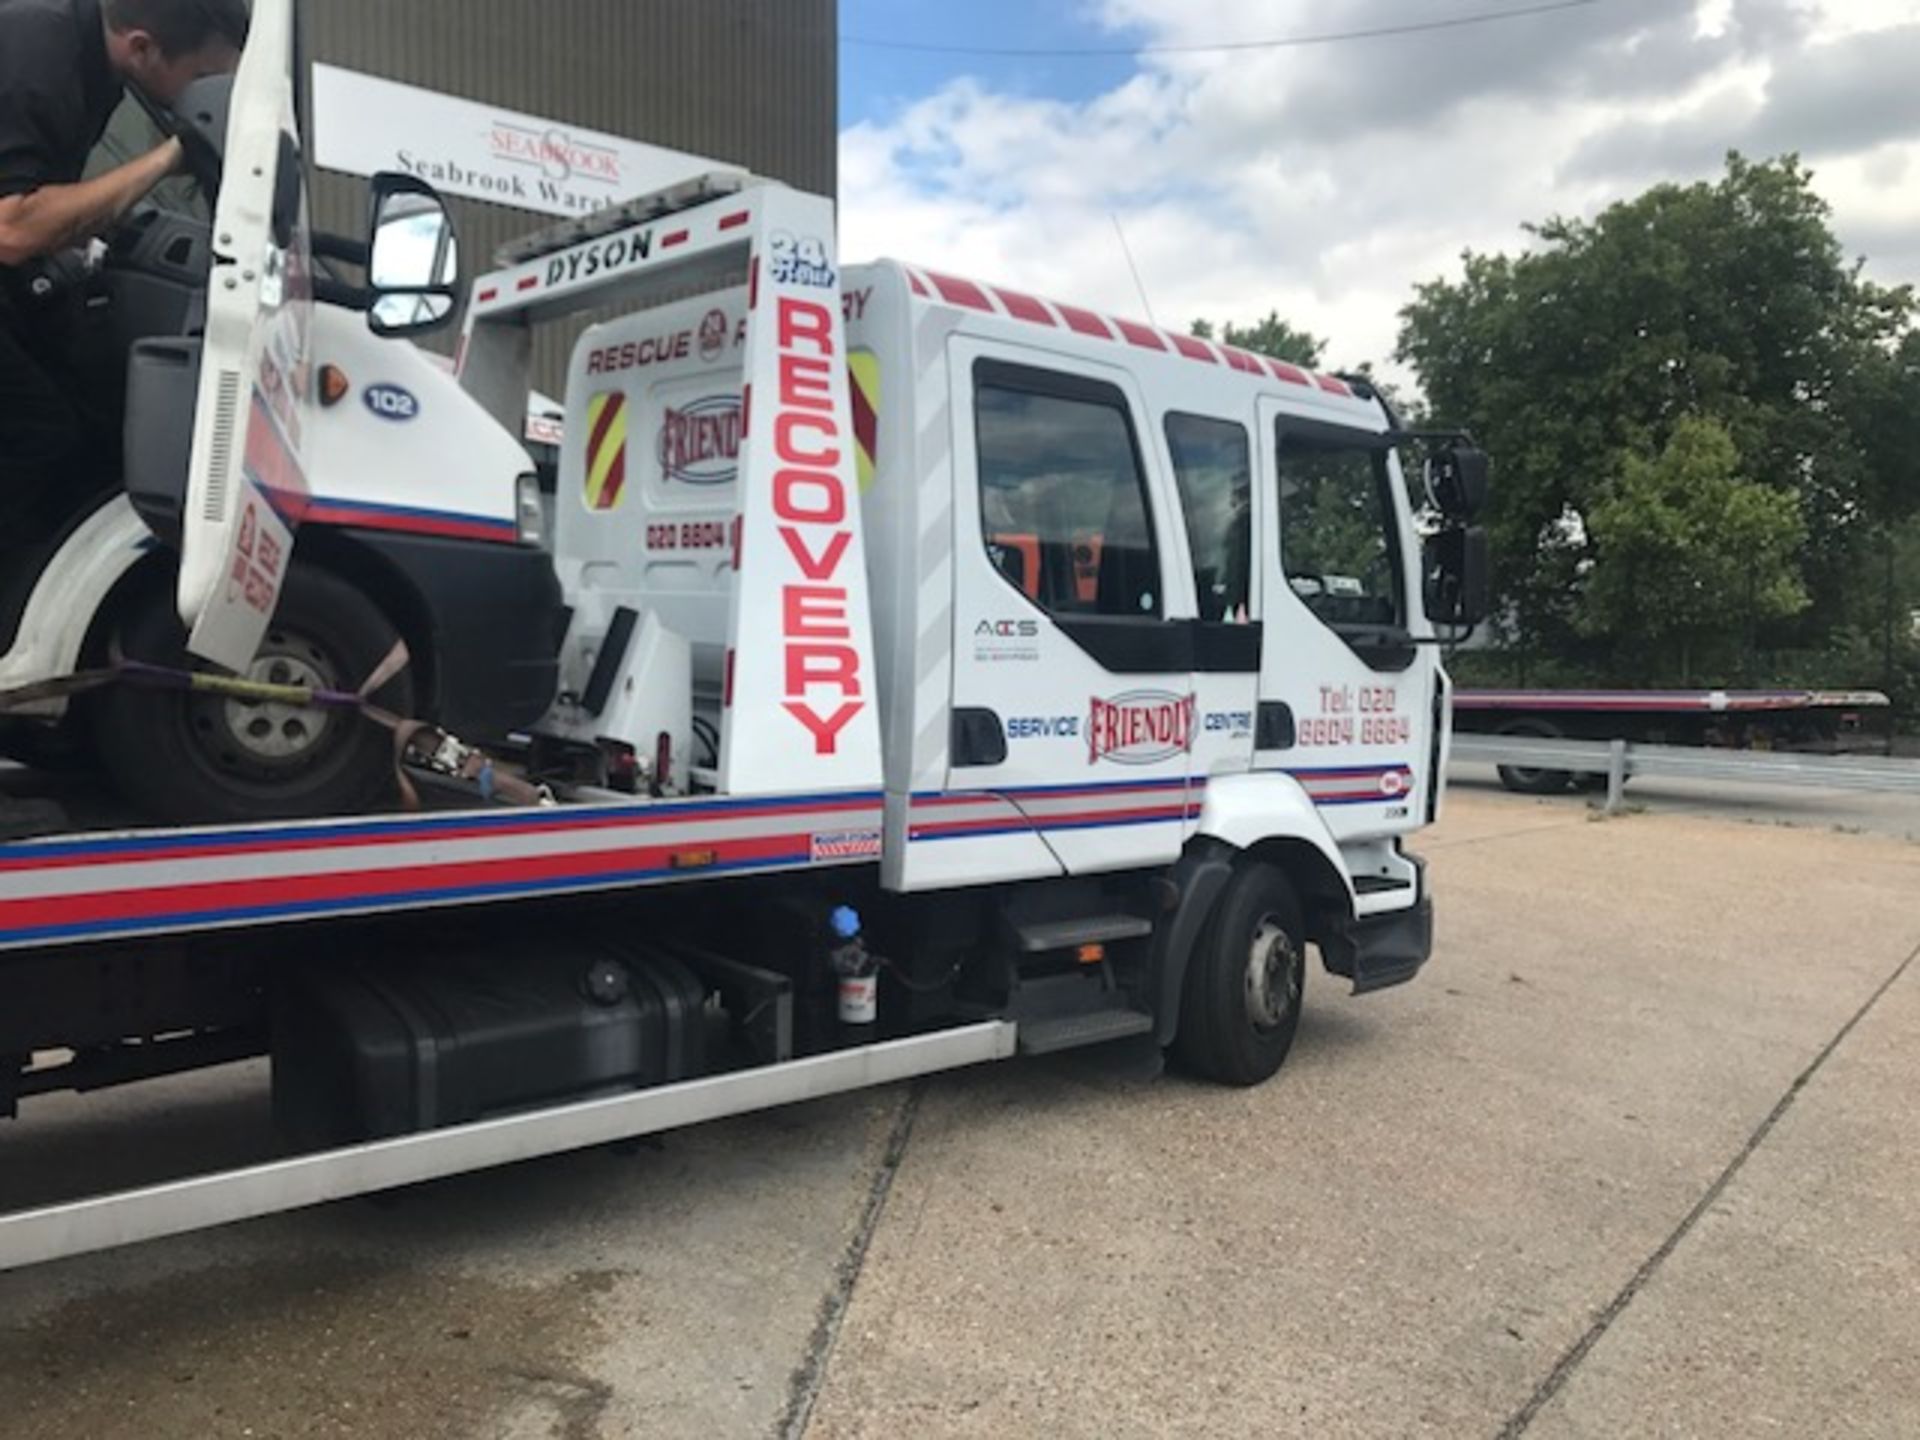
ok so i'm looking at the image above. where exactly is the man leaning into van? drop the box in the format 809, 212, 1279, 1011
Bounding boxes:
0, 0, 246, 535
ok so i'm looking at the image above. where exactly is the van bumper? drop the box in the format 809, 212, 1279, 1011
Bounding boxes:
1321, 854, 1433, 996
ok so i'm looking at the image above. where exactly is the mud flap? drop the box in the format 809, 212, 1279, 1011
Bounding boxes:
1320, 885, 1433, 996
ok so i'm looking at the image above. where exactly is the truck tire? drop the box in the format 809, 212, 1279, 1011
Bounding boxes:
1173, 860, 1305, 1087
91, 566, 415, 824
1495, 720, 1573, 795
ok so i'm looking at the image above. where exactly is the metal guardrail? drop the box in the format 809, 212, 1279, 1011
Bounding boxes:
1450, 733, 1920, 812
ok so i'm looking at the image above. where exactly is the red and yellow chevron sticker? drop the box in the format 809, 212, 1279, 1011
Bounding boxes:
848, 350, 879, 492
583, 390, 629, 512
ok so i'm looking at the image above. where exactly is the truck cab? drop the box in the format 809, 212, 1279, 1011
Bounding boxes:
476, 221, 1488, 1059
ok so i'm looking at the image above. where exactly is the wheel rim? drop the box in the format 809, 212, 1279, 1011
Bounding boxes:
189, 628, 345, 779
1244, 913, 1302, 1032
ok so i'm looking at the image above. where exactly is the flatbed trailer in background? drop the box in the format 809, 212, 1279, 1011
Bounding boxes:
1454, 688, 1894, 793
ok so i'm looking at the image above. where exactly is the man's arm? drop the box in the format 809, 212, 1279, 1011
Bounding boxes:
0, 138, 183, 268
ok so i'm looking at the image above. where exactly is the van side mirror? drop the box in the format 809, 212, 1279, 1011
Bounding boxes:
365, 172, 460, 337
1425, 525, 1489, 628
1426, 445, 1489, 523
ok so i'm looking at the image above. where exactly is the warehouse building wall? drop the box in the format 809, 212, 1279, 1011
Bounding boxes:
300, 0, 838, 391
92, 3, 835, 393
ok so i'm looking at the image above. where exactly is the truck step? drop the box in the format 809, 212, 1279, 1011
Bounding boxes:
1353, 875, 1413, 896
1017, 1008, 1154, 1055
1013, 913, 1153, 954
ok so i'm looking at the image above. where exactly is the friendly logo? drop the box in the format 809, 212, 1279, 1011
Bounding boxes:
658, 395, 742, 485
1086, 691, 1196, 766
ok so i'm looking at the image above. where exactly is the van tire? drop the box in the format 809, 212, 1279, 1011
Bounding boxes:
91, 566, 413, 824
1173, 860, 1305, 1086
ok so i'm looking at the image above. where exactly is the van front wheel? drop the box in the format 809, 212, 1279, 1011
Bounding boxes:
91, 566, 414, 823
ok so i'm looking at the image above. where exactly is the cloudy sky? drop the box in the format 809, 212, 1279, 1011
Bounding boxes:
838, 0, 1920, 387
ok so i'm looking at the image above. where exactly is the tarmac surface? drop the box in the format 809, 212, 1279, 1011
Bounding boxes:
2, 786, 1917, 1438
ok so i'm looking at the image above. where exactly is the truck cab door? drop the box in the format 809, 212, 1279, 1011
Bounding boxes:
939, 341, 1198, 880
176, 0, 311, 673
1254, 399, 1428, 832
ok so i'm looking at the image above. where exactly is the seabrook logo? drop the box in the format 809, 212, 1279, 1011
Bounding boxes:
1086, 691, 1196, 766
490, 123, 621, 185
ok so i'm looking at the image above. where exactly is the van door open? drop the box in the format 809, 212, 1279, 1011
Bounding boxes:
176, 0, 311, 673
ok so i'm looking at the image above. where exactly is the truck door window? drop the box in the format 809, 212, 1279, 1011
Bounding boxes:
1275, 426, 1404, 633
974, 360, 1162, 619
1165, 413, 1251, 622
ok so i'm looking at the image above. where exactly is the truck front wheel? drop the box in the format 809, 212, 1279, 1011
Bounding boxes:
91, 566, 415, 823
1173, 861, 1306, 1086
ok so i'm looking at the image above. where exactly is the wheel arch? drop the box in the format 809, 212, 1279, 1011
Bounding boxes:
1193, 770, 1356, 922
1242, 835, 1354, 943
88, 529, 443, 717
0, 495, 152, 700
286, 528, 440, 715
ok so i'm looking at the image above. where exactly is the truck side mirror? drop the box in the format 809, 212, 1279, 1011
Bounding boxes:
365, 172, 460, 338
1425, 525, 1489, 628
1426, 445, 1490, 523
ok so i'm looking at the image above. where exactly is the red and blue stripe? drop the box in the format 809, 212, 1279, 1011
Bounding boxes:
0, 791, 883, 949
303, 496, 521, 545
907, 763, 1418, 843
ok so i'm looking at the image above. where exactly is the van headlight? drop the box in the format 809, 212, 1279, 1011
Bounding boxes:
515, 473, 546, 546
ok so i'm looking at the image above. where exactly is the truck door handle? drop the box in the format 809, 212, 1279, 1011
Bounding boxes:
951, 708, 1008, 767
1256, 702, 1295, 750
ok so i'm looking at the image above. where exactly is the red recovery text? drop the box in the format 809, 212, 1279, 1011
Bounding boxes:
772, 295, 863, 754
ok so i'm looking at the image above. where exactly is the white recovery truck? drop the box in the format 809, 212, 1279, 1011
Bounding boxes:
0, 0, 1490, 1270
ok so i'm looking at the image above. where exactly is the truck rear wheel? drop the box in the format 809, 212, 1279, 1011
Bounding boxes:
1495, 720, 1574, 795
1173, 860, 1305, 1087
91, 566, 414, 824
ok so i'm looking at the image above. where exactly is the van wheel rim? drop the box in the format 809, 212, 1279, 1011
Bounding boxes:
1244, 915, 1301, 1032
203, 633, 341, 767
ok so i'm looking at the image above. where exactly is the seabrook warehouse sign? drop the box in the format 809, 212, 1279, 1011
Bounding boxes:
311, 65, 734, 218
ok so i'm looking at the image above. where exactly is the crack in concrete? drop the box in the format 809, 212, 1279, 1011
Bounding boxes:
777, 1080, 927, 1439
1423, 817, 1590, 852
1497, 933, 1920, 1438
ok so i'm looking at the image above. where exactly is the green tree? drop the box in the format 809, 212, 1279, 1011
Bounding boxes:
1192, 312, 1325, 367
1581, 417, 1808, 680
1396, 153, 1918, 680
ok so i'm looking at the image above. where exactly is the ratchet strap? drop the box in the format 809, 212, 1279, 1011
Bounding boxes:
0, 641, 551, 811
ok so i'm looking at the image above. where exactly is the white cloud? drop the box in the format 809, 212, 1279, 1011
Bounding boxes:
839, 0, 1920, 392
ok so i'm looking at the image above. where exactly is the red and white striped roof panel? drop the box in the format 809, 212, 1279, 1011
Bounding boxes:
896, 263, 1365, 403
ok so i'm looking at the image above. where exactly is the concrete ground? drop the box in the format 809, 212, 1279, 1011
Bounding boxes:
2, 787, 1917, 1439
